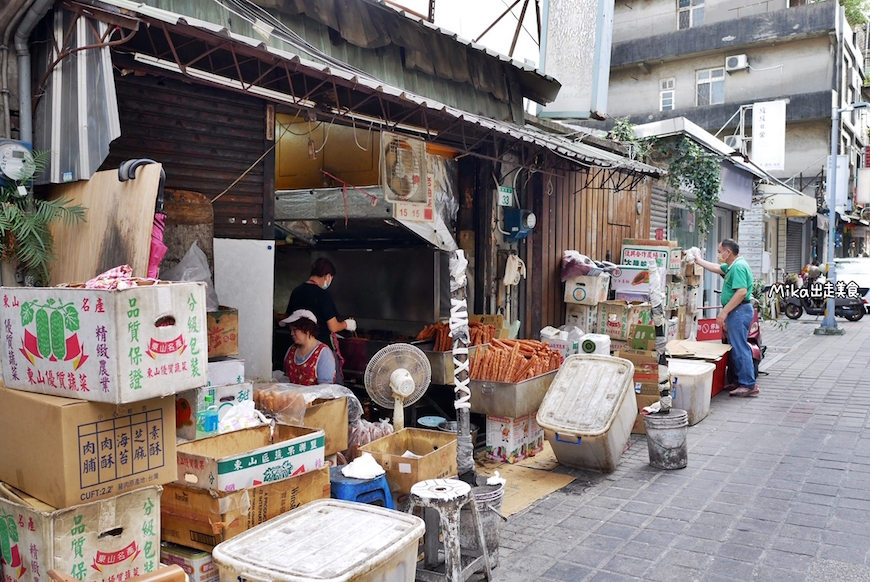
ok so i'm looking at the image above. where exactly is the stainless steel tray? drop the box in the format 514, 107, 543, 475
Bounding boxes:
420, 344, 480, 386
469, 369, 558, 418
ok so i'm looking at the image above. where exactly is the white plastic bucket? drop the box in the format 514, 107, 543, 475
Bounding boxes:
667, 359, 716, 425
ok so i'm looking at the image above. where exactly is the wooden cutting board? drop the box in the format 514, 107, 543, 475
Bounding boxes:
47, 164, 161, 285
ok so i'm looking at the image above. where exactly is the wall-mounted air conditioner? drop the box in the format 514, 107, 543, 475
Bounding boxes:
725, 54, 749, 73
724, 135, 742, 149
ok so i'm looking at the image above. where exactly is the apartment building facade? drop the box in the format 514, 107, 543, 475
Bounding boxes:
598, 0, 868, 279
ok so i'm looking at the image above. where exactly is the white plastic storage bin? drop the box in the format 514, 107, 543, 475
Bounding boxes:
211, 499, 424, 582
536, 354, 635, 473
668, 358, 716, 426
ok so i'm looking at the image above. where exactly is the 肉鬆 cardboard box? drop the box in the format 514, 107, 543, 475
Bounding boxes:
0, 483, 161, 582
300, 397, 349, 456
175, 425, 325, 492
485, 415, 528, 464
598, 301, 652, 340
206, 356, 245, 387
621, 241, 682, 275
617, 349, 659, 383
159, 467, 329, 552
469, 314, 510, 339
206, 307, 239, 359
610, 265, 658, 294
631, 395, 660, 434
0, 386, 176, 509
565, 304, 599, 334
175, 382, 254, 442
360, 428, 458, 495
0, 283, 208, 404
564, 274, 610, 306
160, 543, 219, 582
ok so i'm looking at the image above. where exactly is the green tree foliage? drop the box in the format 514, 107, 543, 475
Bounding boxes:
840, 0, 868, 27
608, 118, 721, 235
0, 150, 86, 285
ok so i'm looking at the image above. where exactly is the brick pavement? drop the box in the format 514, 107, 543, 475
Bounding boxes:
489, 316, 870, 582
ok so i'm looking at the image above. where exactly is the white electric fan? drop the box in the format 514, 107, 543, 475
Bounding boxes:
364, 343, 432, 430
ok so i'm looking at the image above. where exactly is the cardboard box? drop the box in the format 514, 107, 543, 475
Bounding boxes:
0, 386, 176, 508
686, 286, 699, 314
666, 278, 684, 309
631, 395, 660, 434
610, 265, 668, 295
469, 314, 510, 339
598, 301, 652, 340
300, 397, 349, 456
176, 425, 325, 492
617, 349, 659, 383
526, 412, 544, 456
615, 291, 650, 304
206, 357, 245, 387
175, 382, 254, 442
360, 428, 458, 495
0, 483, 162, 582
610, 339, 628, 353
485, 415, 528, 464
0, 283, 208, 404
666, 317, 679, 343
206, 307, 239, 359
160, 543, 219, 582
628, 324, 656, 351
565, 304, 598, 333
564, 274, 610, 306
159, 467, 329, 552
621, 243, 682, 275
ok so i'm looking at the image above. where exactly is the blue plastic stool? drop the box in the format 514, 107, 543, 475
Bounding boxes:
329, 466, 395, 510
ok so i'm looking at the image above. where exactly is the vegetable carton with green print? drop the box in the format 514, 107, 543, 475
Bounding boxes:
0, 484, 161, 582
175, 425, 325, 492
0, 282, 208, 404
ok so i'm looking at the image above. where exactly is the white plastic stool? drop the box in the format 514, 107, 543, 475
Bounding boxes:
408, 478, 492, 582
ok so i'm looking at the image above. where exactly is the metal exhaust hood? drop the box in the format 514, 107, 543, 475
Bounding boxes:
275, 186, 457, 250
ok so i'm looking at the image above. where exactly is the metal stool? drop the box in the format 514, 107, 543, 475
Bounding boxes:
408, 478, 492, 582
329, 466, 395, 509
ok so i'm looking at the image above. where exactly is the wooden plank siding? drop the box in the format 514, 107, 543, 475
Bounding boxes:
526, 170, 652, 335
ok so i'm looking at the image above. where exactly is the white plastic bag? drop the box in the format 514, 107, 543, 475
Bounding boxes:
162, 241, 220, 311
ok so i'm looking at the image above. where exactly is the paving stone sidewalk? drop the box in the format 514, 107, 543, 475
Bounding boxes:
490, 316, 870, 582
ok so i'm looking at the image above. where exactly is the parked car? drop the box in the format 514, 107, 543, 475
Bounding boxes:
834, 257, 870, 313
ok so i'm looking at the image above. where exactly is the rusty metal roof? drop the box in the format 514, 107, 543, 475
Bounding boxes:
88, 0, 662, 176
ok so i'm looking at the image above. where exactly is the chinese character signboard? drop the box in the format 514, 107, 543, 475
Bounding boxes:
0, 283, 208, 404
751, 100, 786, 172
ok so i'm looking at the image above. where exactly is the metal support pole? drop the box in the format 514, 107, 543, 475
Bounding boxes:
817, 104, 842, 334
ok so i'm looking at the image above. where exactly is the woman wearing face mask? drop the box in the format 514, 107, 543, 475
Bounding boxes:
285, 258, 355, 383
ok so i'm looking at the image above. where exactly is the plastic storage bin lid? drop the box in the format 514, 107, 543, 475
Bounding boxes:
211, 499, 425, 582
667, 358, 716, 376
536, 354, 634, 437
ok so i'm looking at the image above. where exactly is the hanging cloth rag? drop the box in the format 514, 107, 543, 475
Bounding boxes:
148, 213, 168, 279
503, 254, 527, 286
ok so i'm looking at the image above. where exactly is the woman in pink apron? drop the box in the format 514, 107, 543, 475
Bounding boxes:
281, 310, 337, 385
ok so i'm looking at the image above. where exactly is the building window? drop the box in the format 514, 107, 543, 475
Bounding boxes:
660, 78, 675, 111
696, 68, 724, 106
678, 0, 704, 29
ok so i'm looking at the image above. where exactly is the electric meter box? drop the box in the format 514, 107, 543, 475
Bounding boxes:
0, 139, 33, 186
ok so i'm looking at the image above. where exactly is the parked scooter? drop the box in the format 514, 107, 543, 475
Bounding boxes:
781, 266, 865, 321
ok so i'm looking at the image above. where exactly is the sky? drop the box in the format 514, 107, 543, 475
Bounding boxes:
396, 0, 543, 69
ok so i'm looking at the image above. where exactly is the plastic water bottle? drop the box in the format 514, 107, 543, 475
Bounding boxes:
197, 389, 219, 437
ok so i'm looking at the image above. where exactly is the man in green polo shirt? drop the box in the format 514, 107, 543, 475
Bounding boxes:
694, 238, 757, 397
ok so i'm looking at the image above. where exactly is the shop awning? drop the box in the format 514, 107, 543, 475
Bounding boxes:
759, 184, 816, 217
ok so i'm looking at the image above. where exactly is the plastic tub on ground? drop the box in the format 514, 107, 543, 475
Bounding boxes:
536, 354, 636, 473
667, 359, 716, 426
211, 499, 424, 582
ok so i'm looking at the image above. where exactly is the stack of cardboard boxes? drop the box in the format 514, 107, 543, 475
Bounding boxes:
0, 283, 335, 582
0, 282, 207, 582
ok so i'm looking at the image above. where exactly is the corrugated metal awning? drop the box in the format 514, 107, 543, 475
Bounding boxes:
86, 0, 662, 177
